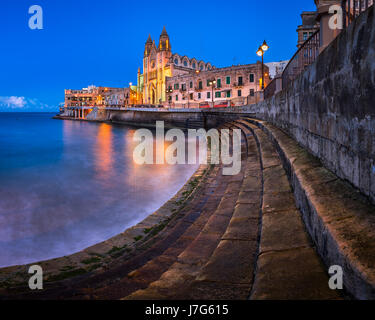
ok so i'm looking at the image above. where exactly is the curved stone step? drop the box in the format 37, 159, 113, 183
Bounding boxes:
73, 124, 236, 299
91, 166, 228, 299
241, 117, 375, 300
182, 122, 262, 300
123, 123, 252, 300
237, 119, 341, 300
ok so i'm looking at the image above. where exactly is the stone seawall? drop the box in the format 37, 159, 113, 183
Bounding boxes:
109, 109, 206, 129
69, 107, 246, 130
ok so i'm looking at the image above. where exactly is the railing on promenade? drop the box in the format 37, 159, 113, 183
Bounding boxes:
264, 77, 277, 100
342, 0, 374, 28
270, 1, 373, 95
282, 30, 320, 89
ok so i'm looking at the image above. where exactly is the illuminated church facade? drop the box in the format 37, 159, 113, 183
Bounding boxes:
139, 27, 214, 105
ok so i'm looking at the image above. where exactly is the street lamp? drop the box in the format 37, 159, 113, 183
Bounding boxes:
129, 82, 134, 105
208, 79, 216, 107
166, 88, 173, 107
256, 40, 269, 90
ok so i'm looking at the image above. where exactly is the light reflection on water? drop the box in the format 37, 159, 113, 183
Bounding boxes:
0, 113, 199, 267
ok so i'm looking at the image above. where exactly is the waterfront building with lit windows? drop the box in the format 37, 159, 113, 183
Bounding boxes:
296, 11, 319, 48
64, 86, 127, 118
164, 62, 269, 108
103, 88, 128, 108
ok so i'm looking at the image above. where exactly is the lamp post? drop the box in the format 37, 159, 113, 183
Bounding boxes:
256, 40, 269, 90
166, 88, 173, 108
208, 79, 216, 108
129, 82, 134, 106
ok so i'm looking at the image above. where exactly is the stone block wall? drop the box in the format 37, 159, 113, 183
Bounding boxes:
243, 6, 375, 204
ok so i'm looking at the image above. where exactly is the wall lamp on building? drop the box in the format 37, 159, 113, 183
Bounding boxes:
129, 82, 135, 105
208, 80, 216, 107
166, 88, 173, 106
256, 40, 269, 90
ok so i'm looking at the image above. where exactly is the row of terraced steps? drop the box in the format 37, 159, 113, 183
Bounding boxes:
8, 117, 375, 300
118, 120, 340, 300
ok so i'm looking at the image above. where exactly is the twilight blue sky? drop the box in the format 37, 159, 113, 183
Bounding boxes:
0, 0, 316, 112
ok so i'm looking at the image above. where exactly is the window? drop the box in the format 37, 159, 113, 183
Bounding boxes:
190, 81, 193, 88
250, 89, 255, 97
226, 91, 231, 98
190, 93, 193, 100
175, 95, 178, 101
192, 63, 196, 68
184, 60, 188, 67
207, 80, 210, 87
238, 76, 243, 85
207, 92, 211, 99
217, 78, 221, 88
198, 92, 201, 99
303, 32, 308, 41
200, 65, 203, 71
215, 92, 221, 98
174, 59, 178, 65
198, 81, 203, 89
249, 74, 254, 82
181, 84, 186, 91
309, 32, 313, 37
174, 83, 179, 90
238, 90, 242, 97
226, 76, 231, 85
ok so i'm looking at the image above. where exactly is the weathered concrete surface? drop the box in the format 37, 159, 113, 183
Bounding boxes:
59, 106, 248, 130
85, 108, 109, 121
125, 127, 255, 300
239, 121, 340, 300
245, 117, 375, 300
109, 109, 206, 129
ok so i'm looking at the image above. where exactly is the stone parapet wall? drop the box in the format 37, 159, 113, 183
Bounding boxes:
236, 6, 375, 204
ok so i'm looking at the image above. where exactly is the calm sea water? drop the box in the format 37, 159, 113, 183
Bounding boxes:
0, 113, 199, 267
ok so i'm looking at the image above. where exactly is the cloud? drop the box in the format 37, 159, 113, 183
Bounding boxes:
0, 96, 56, 111
0, 96, 27, 108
